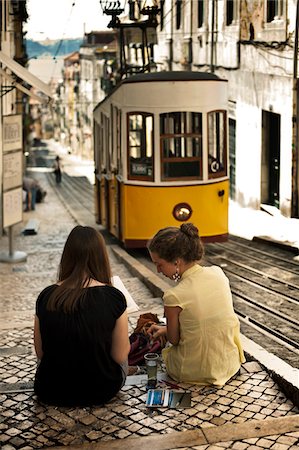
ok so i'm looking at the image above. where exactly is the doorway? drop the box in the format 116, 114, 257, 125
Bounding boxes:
229, 118, 236, 200
261, 110, 281, 208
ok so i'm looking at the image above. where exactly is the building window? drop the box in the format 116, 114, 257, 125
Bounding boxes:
226, 0, 233, 25
208, 110, 227, 179
127, 112, 154, 180
267, 0, 284, 22
160, 112, 202, 180
160, 0, 165, 30
198, 0, 204, 28
176, 0, 182, 30
226, 0, 238, 26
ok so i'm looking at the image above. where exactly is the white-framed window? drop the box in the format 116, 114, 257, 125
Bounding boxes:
207, 110, 227, 179
226, 0, 238, 26
160, 112, 203, 180
127, 112, 154, 181
266, 0, 284, 22
176, 0, 182, 30
197, 0, 204, 29
160, 0, 165, 31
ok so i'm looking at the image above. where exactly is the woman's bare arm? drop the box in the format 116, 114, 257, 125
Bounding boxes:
165, 306, 181, 345
111, 310, 130, 365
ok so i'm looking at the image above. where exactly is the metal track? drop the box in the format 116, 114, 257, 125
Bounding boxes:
48, 172, 299, 368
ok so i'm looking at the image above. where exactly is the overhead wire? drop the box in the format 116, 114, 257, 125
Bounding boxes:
51, 0, 77, 80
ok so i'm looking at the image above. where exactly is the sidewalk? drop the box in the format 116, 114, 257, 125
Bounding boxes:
1, 146, 297, 449
229, 201, 299, 253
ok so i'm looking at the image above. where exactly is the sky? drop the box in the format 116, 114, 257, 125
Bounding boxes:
24, 0, 108, 41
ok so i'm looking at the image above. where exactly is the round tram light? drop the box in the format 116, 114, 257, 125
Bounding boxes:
172, 203, 193, 222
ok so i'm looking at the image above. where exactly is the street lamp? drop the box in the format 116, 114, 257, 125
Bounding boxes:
99, 0, 160, 78
99, 0, 159, 25
99, 0, 124, 28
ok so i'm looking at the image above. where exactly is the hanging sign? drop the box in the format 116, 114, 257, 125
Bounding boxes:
3, 187, 23, 228
3, 150, 22, 190
2, 114, 23, 230
3, 114, 22, 152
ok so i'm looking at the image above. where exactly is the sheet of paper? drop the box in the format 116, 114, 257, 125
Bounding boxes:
112, 275, 139, 313
125, 374, 148, 385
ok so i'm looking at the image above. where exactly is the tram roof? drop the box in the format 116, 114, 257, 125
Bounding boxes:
121, 71, 224, 84
94, 71, 226, 111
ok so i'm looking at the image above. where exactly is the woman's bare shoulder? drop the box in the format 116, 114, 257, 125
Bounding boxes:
86, 280, 106, 288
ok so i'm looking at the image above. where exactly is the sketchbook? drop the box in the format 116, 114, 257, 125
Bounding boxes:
112, 275, 139, 314
146, 389, 191, 408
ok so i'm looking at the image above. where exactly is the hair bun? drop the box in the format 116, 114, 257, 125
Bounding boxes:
180, 223, 199, 238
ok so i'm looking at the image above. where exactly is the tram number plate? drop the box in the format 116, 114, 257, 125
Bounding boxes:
132, 163, 148, 175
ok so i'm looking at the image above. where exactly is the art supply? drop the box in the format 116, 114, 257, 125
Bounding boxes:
146, 389, 191, 408
144, 352, 159, 389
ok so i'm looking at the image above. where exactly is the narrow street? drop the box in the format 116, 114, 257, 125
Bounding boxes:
0, 141, 298, 449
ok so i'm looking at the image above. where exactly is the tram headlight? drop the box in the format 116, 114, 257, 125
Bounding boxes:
172, 203, 193, 222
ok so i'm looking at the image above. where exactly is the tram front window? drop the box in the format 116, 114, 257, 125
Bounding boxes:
160, 112, 202, 180
208, 110, 227, 179
128, 113, 154, 180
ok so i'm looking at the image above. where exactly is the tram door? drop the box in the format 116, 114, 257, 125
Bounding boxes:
108, 107, 122, 240
100, 115, 110, 229
261, 111, 280, 208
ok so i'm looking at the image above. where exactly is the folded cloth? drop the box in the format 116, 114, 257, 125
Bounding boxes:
134, 313, 160, 333
133, 313, 167, 348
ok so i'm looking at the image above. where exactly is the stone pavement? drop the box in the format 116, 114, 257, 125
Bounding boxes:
0, 170, 299, 449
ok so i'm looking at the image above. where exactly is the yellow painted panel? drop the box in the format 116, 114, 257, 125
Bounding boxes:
121, 181, 228, 241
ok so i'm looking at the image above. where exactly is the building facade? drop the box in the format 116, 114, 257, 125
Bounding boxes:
0, 0, 52, 237
53, 32, 117, 160
155, 0, 299, 218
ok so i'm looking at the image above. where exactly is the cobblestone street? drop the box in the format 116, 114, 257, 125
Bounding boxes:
0, 168, 299, 449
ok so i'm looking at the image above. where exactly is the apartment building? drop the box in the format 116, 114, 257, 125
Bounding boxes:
0, 0, 52, 242
155, 0, 299, 217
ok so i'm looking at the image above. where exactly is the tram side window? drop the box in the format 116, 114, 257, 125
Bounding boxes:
127, 112, 154, 180
160, 112, 202, 180
208, 110, 227, 179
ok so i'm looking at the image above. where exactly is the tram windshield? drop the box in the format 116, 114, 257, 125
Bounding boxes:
160, 112, 202, 180
208, 110, 227, 179
128, 112, 154, 181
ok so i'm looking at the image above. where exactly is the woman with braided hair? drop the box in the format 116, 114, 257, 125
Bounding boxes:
147, 223, 245, 386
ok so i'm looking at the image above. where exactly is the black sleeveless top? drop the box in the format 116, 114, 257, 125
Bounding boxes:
34, 284, 126, 406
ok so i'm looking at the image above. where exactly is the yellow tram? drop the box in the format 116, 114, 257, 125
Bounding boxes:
93, 71, 229, 248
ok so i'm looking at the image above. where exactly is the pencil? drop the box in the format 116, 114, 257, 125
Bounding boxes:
161, 380, 181, 390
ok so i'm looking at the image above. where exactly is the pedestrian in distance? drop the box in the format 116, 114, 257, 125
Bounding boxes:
34, 225, 130, 406
53, 155, 62, 184
23, 176, 38, 211
147, 223, 245, 386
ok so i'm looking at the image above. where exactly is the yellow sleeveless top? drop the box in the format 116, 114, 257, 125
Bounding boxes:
162, 264, 245, 386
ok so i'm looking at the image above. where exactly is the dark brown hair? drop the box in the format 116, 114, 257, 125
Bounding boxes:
148, 223, 204, 263
47, 226, 112, 313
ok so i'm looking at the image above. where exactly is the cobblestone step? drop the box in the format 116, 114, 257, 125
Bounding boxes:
0, 381, 34, 394
0, 167, 299, 449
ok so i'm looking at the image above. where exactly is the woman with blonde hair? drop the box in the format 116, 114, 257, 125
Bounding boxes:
147, 223, 245, 386
34, 225, 130, 406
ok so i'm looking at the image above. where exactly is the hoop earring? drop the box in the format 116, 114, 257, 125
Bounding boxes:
172, 265, 181, 282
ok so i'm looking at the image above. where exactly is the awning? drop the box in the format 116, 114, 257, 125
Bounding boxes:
0, 50, 52, 102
